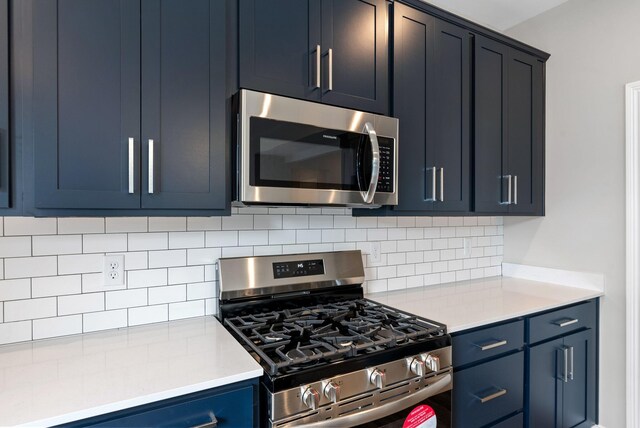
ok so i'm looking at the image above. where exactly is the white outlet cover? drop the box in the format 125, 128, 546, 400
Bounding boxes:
103, 254, 125, 286
369, 242, 381, 264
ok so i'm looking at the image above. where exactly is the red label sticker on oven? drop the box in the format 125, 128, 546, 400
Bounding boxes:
403, 405, 437, 428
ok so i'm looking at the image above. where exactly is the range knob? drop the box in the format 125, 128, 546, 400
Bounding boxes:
369, 368, 386, 389
423, 353, 441, 373
409, 357, 426, 377
302, 387, 320, 410
324, 381, 340, 403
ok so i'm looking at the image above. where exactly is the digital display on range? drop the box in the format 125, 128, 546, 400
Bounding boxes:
273, 259, 325, 279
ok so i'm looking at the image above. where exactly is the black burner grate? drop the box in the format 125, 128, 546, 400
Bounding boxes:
224, 298, 445, 376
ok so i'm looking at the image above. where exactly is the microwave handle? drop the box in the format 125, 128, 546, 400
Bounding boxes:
361, 122, 380, 204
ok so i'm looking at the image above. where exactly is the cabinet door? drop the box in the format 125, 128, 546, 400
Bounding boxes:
32, 0, 141, 209
474, 35, 508, 214
320, 0, 388, 114
391, 3, 434, 211
0, 0, 8, 208
239, 0, 321, 101
507, 48, 544, 215
431, 19, 471, 212
141, 0, 227, 210
562, 329, 596, 428
528, 337, 563, 428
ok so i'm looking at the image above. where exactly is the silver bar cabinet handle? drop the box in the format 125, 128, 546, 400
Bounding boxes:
562, 347, 569, 382
328, 48, 333, 91
315, 45, 321, 89
569, 346, 574, 381
430, 167, 437, 201
502, 175, 512, 204
189, 414, 218, 428
514, 175, 518, 205
128, 137, 135, 194
476, 339, 507, 351
439, 167, 444, 202
476, 388, 507, 404
554, 318, 578, 327
148, 139, 154, 194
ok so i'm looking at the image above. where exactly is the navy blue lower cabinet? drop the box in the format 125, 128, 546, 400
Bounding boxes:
0, 0, 9, 209
62, 378, 258, 428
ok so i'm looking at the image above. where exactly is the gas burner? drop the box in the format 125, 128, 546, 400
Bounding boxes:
286, 348, 315, 360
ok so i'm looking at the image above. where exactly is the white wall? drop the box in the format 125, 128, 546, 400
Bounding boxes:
0, 209, 503, 346
505, 0, 638, 425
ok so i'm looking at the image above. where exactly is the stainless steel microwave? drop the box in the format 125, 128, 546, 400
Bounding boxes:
234, 90, 398, 208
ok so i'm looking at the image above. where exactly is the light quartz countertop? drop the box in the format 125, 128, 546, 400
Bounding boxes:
0, 316, 263, 427
366, 276, 604, 333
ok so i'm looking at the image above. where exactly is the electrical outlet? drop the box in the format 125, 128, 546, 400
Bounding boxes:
369, 242, 381, 264
463, 237, 471, 257
104, 255, 125, 286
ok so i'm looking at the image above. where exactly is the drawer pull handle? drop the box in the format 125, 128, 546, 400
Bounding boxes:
476, 339, 508, 351
190, 414, 218, 428
475, 388, 507, 404
554, 318, 578, 327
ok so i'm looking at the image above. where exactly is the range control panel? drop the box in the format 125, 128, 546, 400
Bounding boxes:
273, 259, 325, 279
377, 138, 394, 193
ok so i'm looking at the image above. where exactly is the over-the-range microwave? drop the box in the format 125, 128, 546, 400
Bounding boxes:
233, 90, 399, 208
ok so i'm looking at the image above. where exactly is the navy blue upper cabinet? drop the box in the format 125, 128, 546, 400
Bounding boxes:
389, 4, 470, 213
0, 0, 8, 208
30, 0, 228, 212
141, 0, 227, 210
238, 0, 389, 115
474, 34, 545, 215
32, 0, 141, 209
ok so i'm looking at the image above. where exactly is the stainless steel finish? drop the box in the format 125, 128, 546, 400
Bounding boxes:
513, 175, 518, 205
409, 357, 426, 377
429, 167, 437, 201
476, 339, 508, 351
128, 138, 135, 194
568, 346, 574, 381
361, 122, 380, 204
562, 346, 569, 383
369, 368, 386, 389
476, 388, 507, 404
217, 250, 365, 300
271, 346, 453, 427
323, 381, 340, 404
424, 353, 440, 373
327, 48, 333, 91
284, 374, 452, 428
439, 167, 444, 202
148, 139, 155, 194
554, 318, 579, 327
302, 387, 320, 410
315, 45, 321, 89
235, 89, 399, 207
190, 414, 218, 428
503, 174, 513, 205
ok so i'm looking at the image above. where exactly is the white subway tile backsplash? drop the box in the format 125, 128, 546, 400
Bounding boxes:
0, 213, 502, 345
58, 218, 104, 235
4, 218, 56, 236
6, 256, 57, 279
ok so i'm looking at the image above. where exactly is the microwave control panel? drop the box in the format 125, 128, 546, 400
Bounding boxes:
377, 139, 394, 193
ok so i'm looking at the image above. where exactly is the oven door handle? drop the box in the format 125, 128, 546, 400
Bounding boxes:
298, 373, 452, 428
361, 122, 380, 204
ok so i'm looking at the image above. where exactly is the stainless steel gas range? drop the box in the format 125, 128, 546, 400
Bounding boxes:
216, 250, 452, 427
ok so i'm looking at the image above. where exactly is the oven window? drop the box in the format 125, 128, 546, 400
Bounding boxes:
249, 117, 371, 190
353, 391, 451, 428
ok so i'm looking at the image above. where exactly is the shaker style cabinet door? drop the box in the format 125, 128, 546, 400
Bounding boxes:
320, 0, 388, 114
474, 35, 509, 214
239, 0, 322, 102
32, 0, 141, 209
141, 0, 227, 210
507, 48, 544, 215
0, 0, 8, 208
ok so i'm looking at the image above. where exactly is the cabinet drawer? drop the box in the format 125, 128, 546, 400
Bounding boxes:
528, 300, 596, 344
85, 385, 254, 428
453, 351, 524, 428
452, 320, 524, 367
490, 412, 523, 428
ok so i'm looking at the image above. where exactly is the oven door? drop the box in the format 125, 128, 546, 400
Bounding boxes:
236, 90, 398, 207
298, 372, 452, 428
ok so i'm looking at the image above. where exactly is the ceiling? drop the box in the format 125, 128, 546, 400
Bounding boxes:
424, 0, 571, 31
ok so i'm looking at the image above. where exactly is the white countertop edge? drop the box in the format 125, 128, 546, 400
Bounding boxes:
20, 368, 264, 428
502, 263, 605, 293
447, 288, 604, 333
